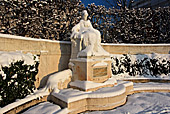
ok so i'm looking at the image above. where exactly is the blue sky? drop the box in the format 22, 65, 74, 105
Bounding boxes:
81, 0, 107, 6
81, 0, 115, 8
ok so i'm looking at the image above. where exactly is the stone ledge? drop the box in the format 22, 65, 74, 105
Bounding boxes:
5, 96, 48, 114
3, 80, 170, 114
51, 81, 133, 114
0, 91, 49, 114
133, 89, 170, 93
51, 80, 170, 114
69, 77, 117, 92
117, 81, 134, 95
122, 78, 170, 83
133, 82, 170, 94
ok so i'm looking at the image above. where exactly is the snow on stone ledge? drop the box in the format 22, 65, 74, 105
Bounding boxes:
93, 62, 108, 67
117, 80, 133, 87
1, 33, 170, 46
38, 69, 72, 92
69, 77, 117, 90
134, 82, 170, 91
52, 84, 125, 103
102, 43, 170, 46
0, 33, 71, 44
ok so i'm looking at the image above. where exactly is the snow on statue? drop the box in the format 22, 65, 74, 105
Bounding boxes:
70, 10, 109, 59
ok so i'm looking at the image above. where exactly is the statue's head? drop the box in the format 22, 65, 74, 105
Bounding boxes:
82, 10, 88, 20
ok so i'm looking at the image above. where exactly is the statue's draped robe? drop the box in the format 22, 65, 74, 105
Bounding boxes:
71, 20, 109, 58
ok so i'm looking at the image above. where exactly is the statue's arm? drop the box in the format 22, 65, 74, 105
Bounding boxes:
71, 23, 80, 39
87, 20, 93, 28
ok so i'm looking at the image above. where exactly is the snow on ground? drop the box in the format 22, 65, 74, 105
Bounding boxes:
85, 92, 170, 114
22, 82, 170, 114
23, 102, 61, 114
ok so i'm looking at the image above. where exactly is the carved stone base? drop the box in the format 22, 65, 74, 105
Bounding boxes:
50, 81, 134, 114
69, 57, 112, 83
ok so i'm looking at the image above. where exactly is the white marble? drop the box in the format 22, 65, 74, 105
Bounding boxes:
70, 10, 109, 59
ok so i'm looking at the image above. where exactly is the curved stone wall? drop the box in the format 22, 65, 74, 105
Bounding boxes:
0, 33, 170, 87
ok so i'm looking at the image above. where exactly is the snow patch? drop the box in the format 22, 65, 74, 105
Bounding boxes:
70, 57, 111, 62
93, 62, 108, 67
38, 69, 72, 93
23, 102, 61, 114
0, 51, 37, 67
52, 84, 125, 103
69, 77, 117, 90
117, 81, 133, 87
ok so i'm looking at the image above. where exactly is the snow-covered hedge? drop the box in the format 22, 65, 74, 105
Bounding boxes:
0, 52, 39, 107
0, 0, 82, 40
87, 5, 170, 43
0, 0, 169, 43
111, 54, 170, 78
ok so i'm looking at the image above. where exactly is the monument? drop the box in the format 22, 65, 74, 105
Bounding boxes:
69, 10, 115, 91
41, 10, 133, 114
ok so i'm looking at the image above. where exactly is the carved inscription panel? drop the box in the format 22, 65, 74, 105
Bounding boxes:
93, 67, 107, 77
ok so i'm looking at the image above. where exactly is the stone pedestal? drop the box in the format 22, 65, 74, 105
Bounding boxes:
69, 10, 114, 91
69, 56, 112, 83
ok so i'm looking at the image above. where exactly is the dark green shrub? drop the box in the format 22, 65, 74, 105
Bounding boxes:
111, 54, 170, 77
0, 60, 39, 107
0, 0, 169, 43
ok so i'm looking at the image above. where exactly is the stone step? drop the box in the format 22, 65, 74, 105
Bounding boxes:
50, 81, 133, 114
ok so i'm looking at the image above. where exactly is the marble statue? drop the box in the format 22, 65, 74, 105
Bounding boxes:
70, 10, 109, 59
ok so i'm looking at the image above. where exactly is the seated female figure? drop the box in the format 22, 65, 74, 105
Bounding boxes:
71, 10, 109, 58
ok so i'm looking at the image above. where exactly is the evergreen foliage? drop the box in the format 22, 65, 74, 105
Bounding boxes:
87, 5, 170, 43
0, 0, 83, 40
0, 60, 39, 107
0, 0, 169, 43
112, 54, 170, 77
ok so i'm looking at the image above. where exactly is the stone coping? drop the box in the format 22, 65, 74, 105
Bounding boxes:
2, 96, 48, 114
78, 55, 111, 59
102, 43, 170, 46
69, 57, 112, 62
133, 82, 170, 93
121, 78, 170, 83
0, 33, 71, 44
1, 33, 170, 46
